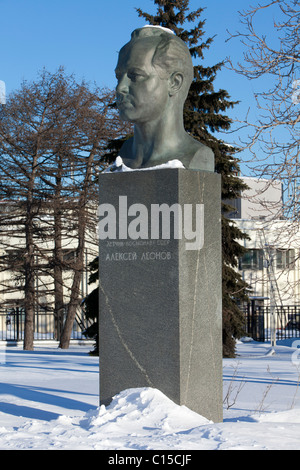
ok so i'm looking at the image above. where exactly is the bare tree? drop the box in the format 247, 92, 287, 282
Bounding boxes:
224, 1, 300, 313
227, 0, 300, 220
0, 68, 130, 350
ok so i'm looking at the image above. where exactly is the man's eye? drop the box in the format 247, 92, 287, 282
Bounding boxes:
128, 73, 144, 82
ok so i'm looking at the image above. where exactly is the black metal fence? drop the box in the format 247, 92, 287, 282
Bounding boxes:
0, 307, 91, 342
243, 304, 300, 342
4, 304, 299, 344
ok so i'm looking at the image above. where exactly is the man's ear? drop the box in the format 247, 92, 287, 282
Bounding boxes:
168, 72, 184, 96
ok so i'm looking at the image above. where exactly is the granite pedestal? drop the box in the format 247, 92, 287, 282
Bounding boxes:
98, 168, 222, 422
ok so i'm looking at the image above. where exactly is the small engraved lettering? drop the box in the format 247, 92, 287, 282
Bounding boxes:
141, 251, 171, 261
105, 252, 137, 261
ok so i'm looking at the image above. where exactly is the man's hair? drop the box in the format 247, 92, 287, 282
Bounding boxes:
130, 27, 194, 99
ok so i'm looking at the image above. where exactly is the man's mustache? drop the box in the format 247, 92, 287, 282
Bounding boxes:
116, 94, 133, 106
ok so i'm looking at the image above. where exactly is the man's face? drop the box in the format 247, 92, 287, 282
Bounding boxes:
115, 39, 169, 124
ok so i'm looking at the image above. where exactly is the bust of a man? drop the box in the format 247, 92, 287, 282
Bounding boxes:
115, 26, 214, 171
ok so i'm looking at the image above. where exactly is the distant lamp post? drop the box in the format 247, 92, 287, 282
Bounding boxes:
0, 80, 6, 104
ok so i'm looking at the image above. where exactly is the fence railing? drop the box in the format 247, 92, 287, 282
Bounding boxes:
0, 307, 91, 342
243, 304, 300, 342
5, 304, 298, 344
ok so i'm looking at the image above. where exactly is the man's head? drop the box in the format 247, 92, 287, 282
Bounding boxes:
130, 27, 194, 98
115, 26, 194, 123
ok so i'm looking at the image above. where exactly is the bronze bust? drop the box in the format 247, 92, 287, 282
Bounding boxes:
115, 26, 214, 171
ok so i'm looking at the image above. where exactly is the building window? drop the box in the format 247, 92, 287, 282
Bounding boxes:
276, 249, 295, 269
239, 249, 263, 270
240, 248, 296, 271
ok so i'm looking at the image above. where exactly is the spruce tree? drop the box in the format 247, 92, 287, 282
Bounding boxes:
136, 0, 250, 357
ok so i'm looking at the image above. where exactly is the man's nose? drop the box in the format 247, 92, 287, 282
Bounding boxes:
116, 74, 130, 94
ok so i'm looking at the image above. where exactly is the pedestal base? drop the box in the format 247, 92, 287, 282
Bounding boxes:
98, 169, 222, 422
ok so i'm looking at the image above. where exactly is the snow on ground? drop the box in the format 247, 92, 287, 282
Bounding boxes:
0, 339, 300, 450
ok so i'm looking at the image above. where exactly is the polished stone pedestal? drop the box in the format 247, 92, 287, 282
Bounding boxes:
98, 168, 222, 422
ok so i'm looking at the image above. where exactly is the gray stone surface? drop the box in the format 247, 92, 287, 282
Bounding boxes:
98, 169, 222, 422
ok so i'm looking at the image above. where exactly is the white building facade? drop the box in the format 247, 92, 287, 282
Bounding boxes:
228, 177, 300, 306
229, 177, 300, 340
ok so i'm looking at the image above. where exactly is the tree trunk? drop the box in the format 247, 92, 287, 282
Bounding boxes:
59, 220, 85, 348
58, 267, 83, 348
23, 203, 35, 350
54, 240, 64, 341
53, 169, 65, 341
59, 148, 95, 349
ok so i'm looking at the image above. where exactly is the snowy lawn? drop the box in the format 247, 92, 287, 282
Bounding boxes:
0, 339, 300, 450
